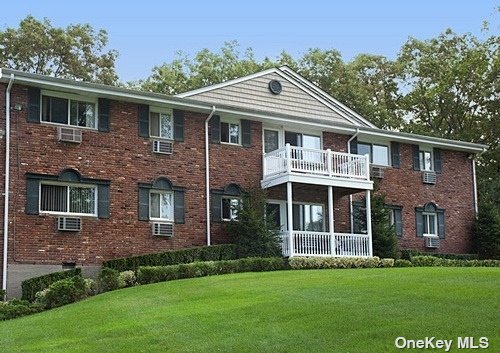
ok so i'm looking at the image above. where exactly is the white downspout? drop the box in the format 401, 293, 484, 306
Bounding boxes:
2, 73, 14, 297
205, 106, 216, 246
347, 128, 360, 233
471, 148, 486, 218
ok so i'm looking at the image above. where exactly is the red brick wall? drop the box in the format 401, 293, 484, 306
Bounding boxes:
376, 144, 475, 253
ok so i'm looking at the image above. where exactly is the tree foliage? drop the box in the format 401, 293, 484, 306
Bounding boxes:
473, 200, 500, 259
0, 15, 118, 84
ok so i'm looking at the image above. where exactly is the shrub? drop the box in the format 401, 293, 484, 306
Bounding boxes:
118, 270, 136, 287
0, 299, 42, 321
225, 188, 281, 258
288, 256, 382, 270
41, 276, 87, 309
400, 250, 478, 261
21, 268, 82, 302
102, 244, 238, 272
473, 200, 500, 259
371, 194, 398, 259
137, 257, 289, 285
84, 279, 98, 296
97, 267, 124, 293
379, 258, 395, 268
410, 256, 500, 267
411, 256, 444, 267
394, 259, 413, 267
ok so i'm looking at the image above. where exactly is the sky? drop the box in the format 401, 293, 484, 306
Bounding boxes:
1, 0, 498, 82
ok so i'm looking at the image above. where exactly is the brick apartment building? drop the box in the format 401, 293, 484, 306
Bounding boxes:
0, 67, 485, 297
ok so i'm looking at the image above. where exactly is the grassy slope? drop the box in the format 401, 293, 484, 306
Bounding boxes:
0, 267, 499, 353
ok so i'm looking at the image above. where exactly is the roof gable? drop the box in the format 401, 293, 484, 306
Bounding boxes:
177, 67, 376, 128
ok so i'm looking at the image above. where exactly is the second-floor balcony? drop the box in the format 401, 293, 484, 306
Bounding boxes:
261, 144, 373, 190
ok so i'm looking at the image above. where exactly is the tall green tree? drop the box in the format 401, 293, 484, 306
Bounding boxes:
0, 15, 118, 84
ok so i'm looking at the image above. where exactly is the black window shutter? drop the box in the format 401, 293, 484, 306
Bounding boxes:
241, 119, 252, 147
138, 187, 150, 221
25, 178, 40, 215
173, 109, 184, 142
27, 87, 41, 123
412, 145, 420, 171
174, 190, 185, 224
394, 208, 403, 237
391, 142, 400, 168
138, 104, 150, 137
433, 148, 442, 173
211, 192, 222, 222
415, 209, 424, 237
437, 210, 445, 239
98, 98, 110, 132
349, 137, 358, 154
97, 184, 110, 219
210, 115, 221, 143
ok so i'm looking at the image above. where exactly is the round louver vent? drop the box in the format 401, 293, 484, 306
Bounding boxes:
268, 80, 282, 95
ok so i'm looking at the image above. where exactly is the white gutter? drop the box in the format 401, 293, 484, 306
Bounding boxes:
2, 73, 14, 297
471, 148, 487, 218
205, 106, 217, 246
347, 128, 360, 233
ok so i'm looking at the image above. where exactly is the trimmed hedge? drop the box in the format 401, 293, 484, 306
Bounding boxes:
103, 244, 238, 272
38, 276, 88, 309
0, 299, 43, 321
21, 268, 82, 302
410, 256, 500, 267
400, 250, 478, 261
137, 257, 289, 285
288, 256, 383, 270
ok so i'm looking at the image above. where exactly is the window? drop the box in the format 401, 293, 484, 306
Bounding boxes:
150, 110, 173, 139
357, 143, 389, 166
41, 93, 96, 128
40, 183, 96, 215
352, 201, 367, 234
264, 129, 279, 153
292, 204, 324, 231
222, 197, 240, 221
387, 205, 403, 237
285, 131, 321, 149
423, 212, 437, 236
221, 122, 240, 144
419, 151, 433, 171
150, 191, 174, 221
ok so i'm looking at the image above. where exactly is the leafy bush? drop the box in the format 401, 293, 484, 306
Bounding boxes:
102, 244, 237, 272
473, 200, 500, 259
84, 279, 98, 296
225, 188, 281, 258
118, 270, 137, 287
288, 256, 383, 270
400, 250, 478, 261
137, 257, 289, 285
97, 268, 124, 293
21, 268, 82, 302
0, 299, 42, 321
410, 256, 500, 267
40, 276, 88, 309
379, 258, 395, 268
394, 259, 413, 267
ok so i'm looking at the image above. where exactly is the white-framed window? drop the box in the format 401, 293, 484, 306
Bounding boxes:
41, 90, 97, 129
221, 197, 240, 221
220, 120, 240, 145
420, 150, 433, 171
293, 203, 324, 232
150, 191, 174, 221
423, 212, 437, 236
263, 129, 280, 153
40, 183, 97, 216
150, 109, 173, 140
358, 142, 389, 166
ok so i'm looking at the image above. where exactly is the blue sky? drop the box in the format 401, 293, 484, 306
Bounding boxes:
1, 1, 498, 81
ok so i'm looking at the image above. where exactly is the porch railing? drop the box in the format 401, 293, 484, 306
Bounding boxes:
280, 231, 371, 257
263, 144, 369, 180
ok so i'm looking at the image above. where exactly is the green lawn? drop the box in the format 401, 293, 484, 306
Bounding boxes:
1, 267, 499, 353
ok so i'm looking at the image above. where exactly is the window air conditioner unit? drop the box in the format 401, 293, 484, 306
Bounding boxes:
371, 166, 385, 179
152, 222, 173, 237
422, 171, 437, 184
153, 140, 173, 154
58, 127, 82, 143
425, 236, 440, 248
58, 217, 82, 232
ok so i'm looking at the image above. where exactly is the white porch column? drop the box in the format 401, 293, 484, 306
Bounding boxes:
366, 190, 373, 257
328, 186, 335, 256
287, 182, 294, 257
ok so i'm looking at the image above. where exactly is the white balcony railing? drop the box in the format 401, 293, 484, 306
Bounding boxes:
263, 144, 370, 181
280, 231, 371, 258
